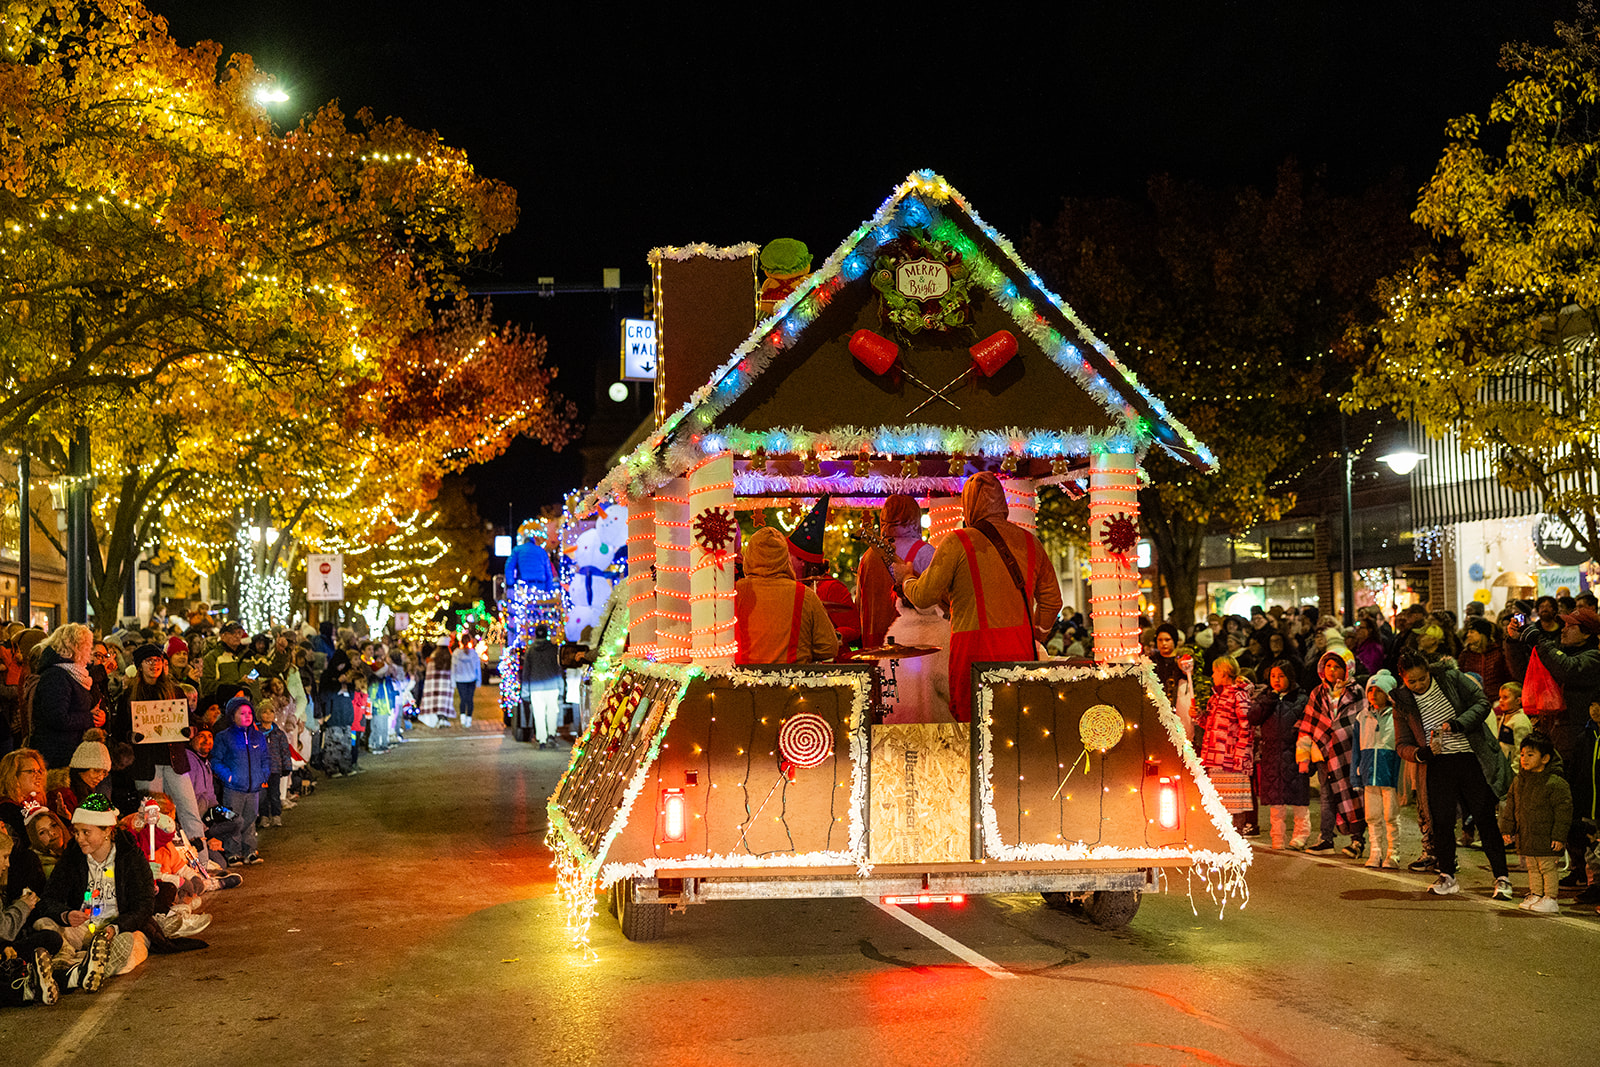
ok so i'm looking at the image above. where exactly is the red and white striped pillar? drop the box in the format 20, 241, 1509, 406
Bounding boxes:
1087, 453, 1142, 663
688, 454, 737, 667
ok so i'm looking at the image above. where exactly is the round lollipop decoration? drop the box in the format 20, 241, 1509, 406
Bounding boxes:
778, 712, 833, 780
1053, 703, 1128, 799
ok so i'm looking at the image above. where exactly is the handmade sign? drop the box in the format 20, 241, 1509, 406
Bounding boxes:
130, 699, 190, 745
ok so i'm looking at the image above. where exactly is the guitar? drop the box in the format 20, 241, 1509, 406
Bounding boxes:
853, 519, 906, 598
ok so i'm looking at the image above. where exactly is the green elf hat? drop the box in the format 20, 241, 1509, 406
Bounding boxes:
787, 494, 830, 564
71, 792, 118, 827
759, 238, 811, 278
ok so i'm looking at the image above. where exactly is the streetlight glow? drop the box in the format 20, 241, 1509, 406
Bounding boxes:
255, 86, 290, 105
1377, 449, 1427, 476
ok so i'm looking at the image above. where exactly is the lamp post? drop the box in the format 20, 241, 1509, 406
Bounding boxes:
1340, 414, 1429, 626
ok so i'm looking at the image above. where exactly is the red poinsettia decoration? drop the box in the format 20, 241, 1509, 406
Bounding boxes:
1101, 511, 1139, 558
694, 506, 738, 569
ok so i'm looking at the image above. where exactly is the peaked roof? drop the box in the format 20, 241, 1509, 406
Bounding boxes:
579, 171, 1212, 514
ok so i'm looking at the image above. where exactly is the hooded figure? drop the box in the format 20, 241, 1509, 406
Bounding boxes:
900, 472, 1062, 722
856, 494, 936, 649
734, 527, 839, 665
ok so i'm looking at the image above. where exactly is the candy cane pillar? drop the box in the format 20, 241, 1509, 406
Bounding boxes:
926, 495, 962, 547
689, 454, 737, 666
625, 498, 657, 658
654, 479, 692, 660
1004, 478, 1037, 531
1088, 453, 1142, 663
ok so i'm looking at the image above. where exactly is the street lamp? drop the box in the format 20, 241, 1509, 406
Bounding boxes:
254, 87, 290, 106
1341, 419, 1427, 626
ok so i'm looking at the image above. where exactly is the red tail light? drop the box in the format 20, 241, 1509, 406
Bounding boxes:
1158, 776, 1180, 830
661, 788, 687, 842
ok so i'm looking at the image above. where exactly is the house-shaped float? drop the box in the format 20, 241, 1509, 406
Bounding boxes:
549, 171, 1247, 941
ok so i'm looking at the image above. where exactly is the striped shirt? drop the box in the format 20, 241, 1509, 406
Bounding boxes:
1416, 679, 1471, 755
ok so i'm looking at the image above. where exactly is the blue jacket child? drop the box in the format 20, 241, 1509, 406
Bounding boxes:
1354, 670, 1402, 790
213, 696, 270, 793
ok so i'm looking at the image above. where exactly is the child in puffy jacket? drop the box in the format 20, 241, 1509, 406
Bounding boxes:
211, 697, 269, 865
1354, 672, 1403, 869
255, 703, 293, 829
1499, 730, 1572, 914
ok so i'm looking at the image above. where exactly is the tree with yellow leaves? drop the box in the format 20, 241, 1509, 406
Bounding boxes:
1347, 13, 1600, 561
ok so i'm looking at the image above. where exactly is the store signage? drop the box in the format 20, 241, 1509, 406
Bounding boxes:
620, 319, 657, 381
1532, 514, 1590, 566
1538, 566, 1582, 597
1267, 537, 1316, 561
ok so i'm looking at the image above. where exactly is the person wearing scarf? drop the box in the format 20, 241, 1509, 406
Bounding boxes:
30, 625, 104, 769
898, 473, 1062, 722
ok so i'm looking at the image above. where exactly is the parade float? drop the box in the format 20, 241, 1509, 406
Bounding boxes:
548, 171, 1249, 943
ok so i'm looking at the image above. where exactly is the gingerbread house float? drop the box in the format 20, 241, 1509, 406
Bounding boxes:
550, 172, 1250, 941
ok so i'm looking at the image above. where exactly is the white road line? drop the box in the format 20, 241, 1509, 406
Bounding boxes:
399, 733, 508, 744
872, 899, 1018, 979
36, 977, 132, 1067
1270, 846, 1600, 932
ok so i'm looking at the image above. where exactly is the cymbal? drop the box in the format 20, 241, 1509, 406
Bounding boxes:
850, 644, 940, 660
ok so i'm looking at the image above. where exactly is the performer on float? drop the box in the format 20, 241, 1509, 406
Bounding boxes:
785, 494, 861, 647
734, 527, 839, 664
856, 494, 936, 649
897, 472, 1062, 722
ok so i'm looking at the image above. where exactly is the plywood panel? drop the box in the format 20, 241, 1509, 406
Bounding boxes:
868, 723, 971, 864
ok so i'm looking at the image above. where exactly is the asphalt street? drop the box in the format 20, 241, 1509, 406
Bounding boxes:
5, 697, 1594, 1067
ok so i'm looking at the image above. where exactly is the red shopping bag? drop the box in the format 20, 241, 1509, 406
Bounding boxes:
1522, 650, 1565, 714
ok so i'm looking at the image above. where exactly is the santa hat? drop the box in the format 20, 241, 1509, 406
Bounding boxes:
71, 793, 118, 827
787, 494, 830, 564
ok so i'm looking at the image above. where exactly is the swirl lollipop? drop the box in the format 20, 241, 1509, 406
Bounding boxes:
1053, 704, 1127, 799
778, 712, 833, 780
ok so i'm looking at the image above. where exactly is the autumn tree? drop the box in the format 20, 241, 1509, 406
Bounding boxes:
1346, 13, 1600, 561
1025, 164, 1414, 626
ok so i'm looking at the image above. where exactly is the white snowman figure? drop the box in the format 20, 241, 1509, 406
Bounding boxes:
566, 508, 628, 642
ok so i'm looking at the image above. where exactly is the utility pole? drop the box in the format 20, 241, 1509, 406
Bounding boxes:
17, 446, 30, 626
67, 425, 90, 624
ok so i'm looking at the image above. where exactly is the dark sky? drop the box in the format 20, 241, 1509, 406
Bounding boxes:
153, 1, 1579, 523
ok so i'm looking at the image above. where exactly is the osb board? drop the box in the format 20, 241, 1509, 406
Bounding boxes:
553, 668, 684, 855
602, 670, 869, 866
983, 673, 1228, 855
868, 723, 971, 864
710, 280, 1118, 438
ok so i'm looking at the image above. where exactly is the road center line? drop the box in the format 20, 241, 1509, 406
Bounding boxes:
37, 976, 133, 1067
871, 900, 1018, 979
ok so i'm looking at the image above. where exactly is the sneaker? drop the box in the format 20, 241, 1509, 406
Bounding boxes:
1287, 837, 1307, 851
225, 855, 243, 866
103, 933, 133, 979
31, 947, 58, 1006
1342, 839, 1365, 859
159, 912, 184, 938
1492, 877, 1515, 901
243, 852, 263, 865
82, 927, 115, 992
1519, 895, 1542, 910
1559, 868, 1584, 888
218, 872, 244, 890
282, 799, 298, 809
60, 954, 88, 992
176, 913, 213, 937
1574, 884, 1600, 906
1530, 896, 1560, 914
1458, 828, 1476, 848
1408, 855, 1437, 873
1428, 873, 1460, 896
270, 815, 282, 827
1364, 854, 1382, 869
1306, 839, 1337, 854
1383, 854, 1400, 870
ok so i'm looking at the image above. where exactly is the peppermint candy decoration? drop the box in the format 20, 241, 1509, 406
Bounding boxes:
778, 712, 833, 773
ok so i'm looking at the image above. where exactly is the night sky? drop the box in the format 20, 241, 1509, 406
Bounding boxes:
152, 1, 1579, 523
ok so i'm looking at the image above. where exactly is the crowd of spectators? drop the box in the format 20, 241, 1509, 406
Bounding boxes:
0, 612, 486, 1005
1176, 593, 1600, 914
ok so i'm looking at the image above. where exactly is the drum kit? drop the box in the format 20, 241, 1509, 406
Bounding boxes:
847, 637, 939, 721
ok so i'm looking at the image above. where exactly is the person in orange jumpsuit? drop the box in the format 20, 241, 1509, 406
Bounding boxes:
898, 472, 1062, 722
785, 494, 861, 648
856, 494, 936, 650
734, 527, 839, 664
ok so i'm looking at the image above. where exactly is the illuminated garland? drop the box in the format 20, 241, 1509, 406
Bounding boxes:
575, 170, 1214, 518
973, 660, 1250, 915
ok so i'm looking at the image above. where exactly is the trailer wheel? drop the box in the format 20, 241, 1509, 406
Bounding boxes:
1040, 892, 1078, 911
612, 879, 667, 942
1083, 890, 1141, 929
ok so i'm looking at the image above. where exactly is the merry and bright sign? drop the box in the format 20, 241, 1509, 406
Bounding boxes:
894, 259, 950, 300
